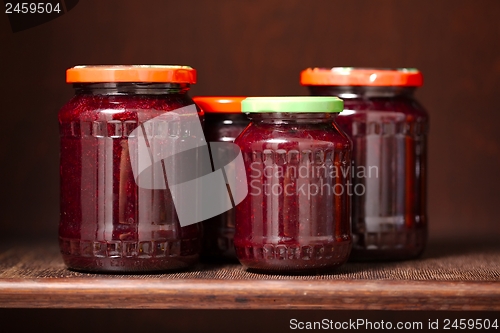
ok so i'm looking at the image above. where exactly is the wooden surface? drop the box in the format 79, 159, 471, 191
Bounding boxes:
0, 240, 499, 310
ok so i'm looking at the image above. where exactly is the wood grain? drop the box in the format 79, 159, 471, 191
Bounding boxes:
0, 240, 499, 310
0, 279, 498, 310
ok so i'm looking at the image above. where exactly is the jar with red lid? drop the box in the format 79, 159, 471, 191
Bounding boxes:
234, 97, 352, 273
58, 65, 202, 272
301, 68, 429, 261
193, 97, 249, 259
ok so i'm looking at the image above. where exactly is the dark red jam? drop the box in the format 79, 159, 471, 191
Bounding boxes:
302, 68, 428, 261
193, 97, 249, 260
234, 97, 352, 273
59, 66, 202, 272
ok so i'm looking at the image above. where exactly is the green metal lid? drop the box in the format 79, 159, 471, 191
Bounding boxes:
242, 96, 344, 113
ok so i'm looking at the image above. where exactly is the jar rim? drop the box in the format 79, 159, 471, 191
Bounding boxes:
242, 96, 343, 113
66, 65, 196, 84
300, 67, 423, 87
193, 96, 246, 113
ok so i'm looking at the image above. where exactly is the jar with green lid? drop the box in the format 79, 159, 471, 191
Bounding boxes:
234, 97, 352, 273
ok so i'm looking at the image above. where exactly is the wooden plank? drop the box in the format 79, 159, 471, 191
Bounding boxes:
0, 241, 498, 310
0, 278, 498, 310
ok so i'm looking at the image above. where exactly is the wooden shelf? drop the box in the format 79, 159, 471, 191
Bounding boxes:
0, 240, 499, 310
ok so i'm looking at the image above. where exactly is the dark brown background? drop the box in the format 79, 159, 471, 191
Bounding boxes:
1, 0, 499, 241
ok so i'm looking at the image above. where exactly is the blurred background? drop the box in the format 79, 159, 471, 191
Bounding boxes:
1, 0, 499, 241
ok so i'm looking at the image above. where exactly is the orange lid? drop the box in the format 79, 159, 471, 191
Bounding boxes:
192, 96, 246, 113
66, 65, 196, 84
300, 67, 423, 87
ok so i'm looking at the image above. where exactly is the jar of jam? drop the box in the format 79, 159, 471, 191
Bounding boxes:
59, 65, 202, 272
234, 97, 352, 273
192, 97, 249, 260
301, 68, 428, 261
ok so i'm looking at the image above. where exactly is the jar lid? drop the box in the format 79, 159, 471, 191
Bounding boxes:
192, 96, 246, 113
242, 96, 343, 113
66, 65, 196, 84
300, 67, 423, 87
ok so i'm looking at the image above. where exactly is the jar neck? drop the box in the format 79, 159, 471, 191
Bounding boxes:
307, 86, 417, 99
205, 112, 250, 123
74, 82, 190, 95
248, 112, 338, 124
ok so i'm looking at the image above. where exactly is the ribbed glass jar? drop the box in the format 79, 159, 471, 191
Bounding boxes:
193, 96, 249, 260
234, 97, 352, 273
59, 65, 202, 272
302, 68, 429, 260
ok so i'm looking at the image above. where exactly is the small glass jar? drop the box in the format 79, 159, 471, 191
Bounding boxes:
234, 97, 352, 273
301, 68, 429, 261
193, 96, 249, 259
58, 65, 202, 272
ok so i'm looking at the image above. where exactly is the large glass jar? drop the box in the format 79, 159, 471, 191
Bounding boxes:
234, 97, 352, 273
193, 97, 249, 260
59, 65, 202, 272
302, 68, 428, 261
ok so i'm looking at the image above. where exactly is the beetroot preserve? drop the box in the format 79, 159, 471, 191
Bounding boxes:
193, 97, 249, 260
302, 68, 428, 261
234, 97, 352, 273
59, 66, 202, 272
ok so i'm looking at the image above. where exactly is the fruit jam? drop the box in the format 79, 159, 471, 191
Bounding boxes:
234, 97, 352, 273
302, 68, 428, 261
59, 66, 202, 272
193, 97, 249, 260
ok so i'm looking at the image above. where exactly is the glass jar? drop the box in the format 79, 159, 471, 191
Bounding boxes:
58, 65, 202, 272
301, 68, 429, 261
193, 97, 249, 260
234, 97, 352, 273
